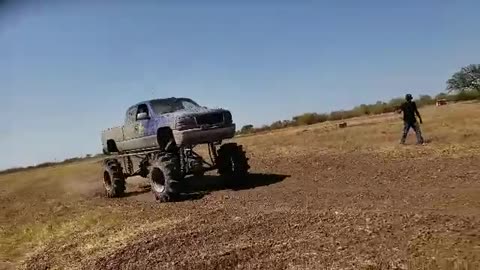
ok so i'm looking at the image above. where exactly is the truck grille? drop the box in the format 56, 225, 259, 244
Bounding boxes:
195, 113, 224, 126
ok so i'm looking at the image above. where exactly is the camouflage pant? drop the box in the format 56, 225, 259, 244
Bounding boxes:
401, 121, 424, 144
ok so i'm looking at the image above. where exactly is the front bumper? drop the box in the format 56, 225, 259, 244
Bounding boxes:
173, 124, 236, 146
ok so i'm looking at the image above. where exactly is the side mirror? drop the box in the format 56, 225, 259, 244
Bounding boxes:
136, 112, 149, 120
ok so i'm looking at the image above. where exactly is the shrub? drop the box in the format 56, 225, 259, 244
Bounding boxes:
292, 113, 329, 125
256, 125, 271, 133
269, 121, 284, 130
240, 124, 254, 134
369, 101, 389, 115
352, 104, 371, 115
453, 90, 480, 101
418, 95, 435, 106
436, 92, 448, 100
388, 97, 404, 108
329, 110, 350, 121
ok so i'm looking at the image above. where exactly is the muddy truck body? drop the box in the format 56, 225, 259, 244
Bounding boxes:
101, 97, 236, 154
100, 97, 249, 202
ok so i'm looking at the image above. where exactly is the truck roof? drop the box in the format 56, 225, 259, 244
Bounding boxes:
130, 97, 194, 108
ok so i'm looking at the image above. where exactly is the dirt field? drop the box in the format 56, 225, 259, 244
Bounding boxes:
1, 102, 479, 270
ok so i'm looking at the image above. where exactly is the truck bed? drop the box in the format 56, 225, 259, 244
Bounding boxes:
101, 126, 125, 152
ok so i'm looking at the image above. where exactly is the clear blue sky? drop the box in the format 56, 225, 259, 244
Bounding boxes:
1, 1, 479, 169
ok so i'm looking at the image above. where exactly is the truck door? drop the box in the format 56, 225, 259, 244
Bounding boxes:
132, 104, 151, 139
122, 104, 154, 151
123, 106, 138, 141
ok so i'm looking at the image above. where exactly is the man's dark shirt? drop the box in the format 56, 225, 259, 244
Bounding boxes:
400, 101, 418, 123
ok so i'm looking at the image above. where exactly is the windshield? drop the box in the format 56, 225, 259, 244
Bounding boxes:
150, 98, 200, 115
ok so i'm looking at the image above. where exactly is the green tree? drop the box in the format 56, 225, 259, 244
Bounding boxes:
293, 113, 316, 125
418, 95, 435, 106
269, 120, 284, 130
388, 97, 404, 107
435, 92, 448, 99
446, 64, 480, 93
240, 124, 254, 133
293, 113, 328, 125
353, 104, 370, 115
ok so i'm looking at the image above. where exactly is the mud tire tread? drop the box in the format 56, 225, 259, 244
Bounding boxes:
216, 143, 250, 182
103, 159, 126, 198
149, 152, 181, 203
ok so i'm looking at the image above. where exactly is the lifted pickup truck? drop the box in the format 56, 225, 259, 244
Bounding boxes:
101, 97, 249, 202
101, 97, 236, 154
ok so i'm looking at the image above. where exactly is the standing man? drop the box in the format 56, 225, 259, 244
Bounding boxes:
398, 94, 424, 145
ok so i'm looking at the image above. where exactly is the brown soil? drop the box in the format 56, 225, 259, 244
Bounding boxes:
3, 103, 480, 270
23, 152, 480, 270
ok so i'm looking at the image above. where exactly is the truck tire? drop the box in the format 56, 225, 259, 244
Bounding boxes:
103, 159, 126, 198
216, 143, 250, 182
157, 128, 177, 153
149, 152, 182, 202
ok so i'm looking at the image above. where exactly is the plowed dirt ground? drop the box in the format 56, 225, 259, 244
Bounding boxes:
1, 103, 479, 269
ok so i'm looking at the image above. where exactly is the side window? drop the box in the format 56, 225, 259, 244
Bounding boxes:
136, 104, 149, 120
125, 107, 136, 124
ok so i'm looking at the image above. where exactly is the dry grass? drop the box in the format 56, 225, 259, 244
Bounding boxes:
0, 159, 180, 269
236, 102, 480, 158
0, 102, 479, 269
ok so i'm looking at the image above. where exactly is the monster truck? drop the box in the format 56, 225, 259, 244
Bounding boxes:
100, 97, 250, 202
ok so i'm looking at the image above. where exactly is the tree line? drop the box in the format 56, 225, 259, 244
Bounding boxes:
238, 64, 480, 135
